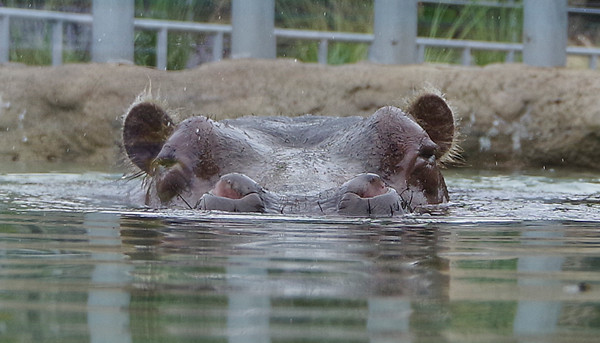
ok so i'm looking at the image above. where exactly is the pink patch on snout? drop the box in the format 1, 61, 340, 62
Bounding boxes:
360, 178, 388, 198
212, 180, 243, 199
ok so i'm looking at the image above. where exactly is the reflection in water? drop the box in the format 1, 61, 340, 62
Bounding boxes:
85, 212, 132, 343
227, 256, 271, 343
0, 171, 599, 342
367, 297, 412, 342
513, 229, 564, 338
120, 215, 448, 342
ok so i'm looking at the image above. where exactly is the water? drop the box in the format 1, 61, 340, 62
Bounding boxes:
0, 169, 600, 342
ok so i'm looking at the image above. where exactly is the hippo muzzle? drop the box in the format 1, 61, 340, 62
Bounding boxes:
195, 172, 406, 216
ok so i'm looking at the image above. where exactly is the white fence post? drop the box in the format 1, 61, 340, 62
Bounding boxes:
51, 20, 63, 66
212, 32, 224, 62
231, 0, 275, 59
92, 0, 134, 63
369, 0, 418, 64
461, 47, 472, 66
318, 39, 328, 64
156, 27, 168, 70
0, 15, 9, 63
523, 0, 567, 67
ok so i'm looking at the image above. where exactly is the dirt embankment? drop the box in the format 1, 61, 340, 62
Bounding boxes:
0, 59, 599, 171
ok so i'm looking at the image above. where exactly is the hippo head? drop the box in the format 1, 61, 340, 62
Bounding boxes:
123, 91, 458, 216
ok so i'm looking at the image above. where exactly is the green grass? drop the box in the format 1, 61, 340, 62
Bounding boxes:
421, 1, 523, 65
275, 0, 373, 64
4, 0, 524, 68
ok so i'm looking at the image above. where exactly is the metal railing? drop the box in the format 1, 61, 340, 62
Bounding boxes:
1, 3, 599, 70
134, 19, 231, 68
0, 7, 91, 66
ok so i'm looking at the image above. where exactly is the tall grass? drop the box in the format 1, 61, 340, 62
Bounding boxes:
275, 0, 372, 64
421, 1, 523, 65
2, 0, 524, 68
133, 0, 230, 69
275, 0, 523, 65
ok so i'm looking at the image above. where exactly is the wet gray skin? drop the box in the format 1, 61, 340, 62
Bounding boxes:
122, 93, 457, 216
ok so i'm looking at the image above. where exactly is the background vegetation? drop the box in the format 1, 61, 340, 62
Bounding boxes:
0, 0, 597, 69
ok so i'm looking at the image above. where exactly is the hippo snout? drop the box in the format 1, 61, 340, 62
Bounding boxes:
196, 173, 406, 217
197, 173, 266, 213
337, 174, 406, 216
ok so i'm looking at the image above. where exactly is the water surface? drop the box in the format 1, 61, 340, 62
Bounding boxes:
0, 169, 599, 342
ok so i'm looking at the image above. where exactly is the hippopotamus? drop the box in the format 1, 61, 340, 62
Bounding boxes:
122, 90, 458, 216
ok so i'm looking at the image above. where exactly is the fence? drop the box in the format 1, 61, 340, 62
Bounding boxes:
0, 0, 599, 70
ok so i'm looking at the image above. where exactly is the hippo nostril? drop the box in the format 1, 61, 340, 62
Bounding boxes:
342, 173, 388, 198
212, 173, 262, 199
419, 142, 438, 161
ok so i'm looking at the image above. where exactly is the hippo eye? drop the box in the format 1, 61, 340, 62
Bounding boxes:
154, 157, 178, 168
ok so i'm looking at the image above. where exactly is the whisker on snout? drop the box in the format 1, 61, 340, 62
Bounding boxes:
177, 194, 193, 210
123, 170, 146, 181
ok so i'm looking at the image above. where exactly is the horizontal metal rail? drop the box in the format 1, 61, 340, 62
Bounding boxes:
0, 5, 599, 69
274, 28, 373, 42
422, 0, 600, 15
274, 28, 373, 64
0, 7, 92, 23
421, 0, 522, 8
133, 19, 232, 68
567, 46, 600, 69
134, 18, 231, 33
568, 7, 600, 15
416, 37, 523, 65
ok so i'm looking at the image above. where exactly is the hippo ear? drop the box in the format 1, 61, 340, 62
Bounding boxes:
406, 93, 456, 159
123, 102, 175, 173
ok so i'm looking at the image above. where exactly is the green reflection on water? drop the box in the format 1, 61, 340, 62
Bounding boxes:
0, 171, 599, 342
